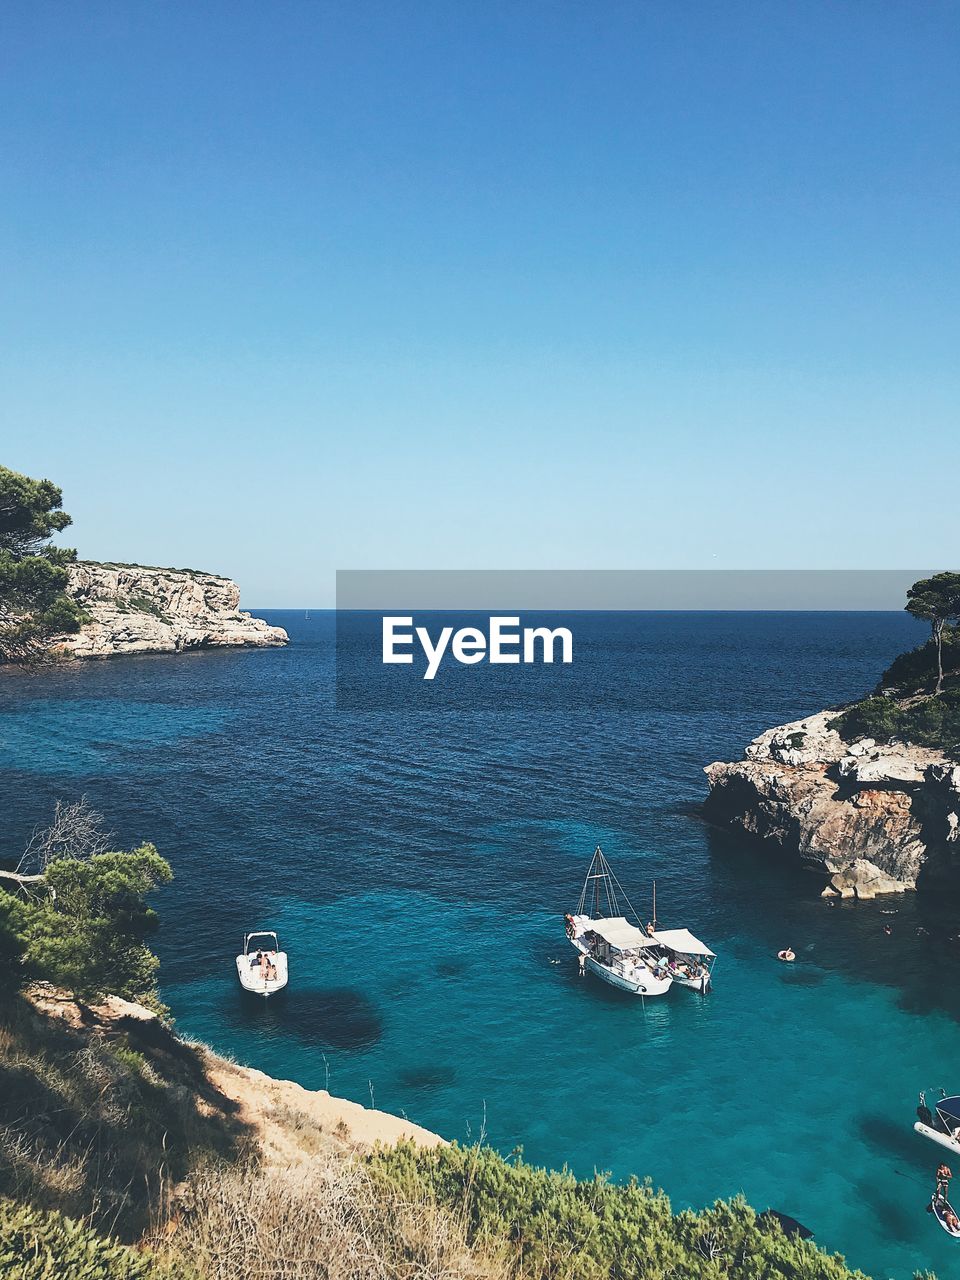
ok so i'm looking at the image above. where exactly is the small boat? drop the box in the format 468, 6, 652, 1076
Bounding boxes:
644, 880, 716, 992
566, 847, 672, 997
915, 1091, 960, 1156
236, 931, 288, 997
649, 928, 716, 992
932, 1194, 960, 1237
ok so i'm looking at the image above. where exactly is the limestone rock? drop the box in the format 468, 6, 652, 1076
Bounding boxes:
53, 561, 288, 659
704, 710, 959, 895
828, 859, 909, 900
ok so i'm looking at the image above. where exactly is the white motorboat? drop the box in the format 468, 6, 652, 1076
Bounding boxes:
565, 847, 672, 997
649, 928, 716, 993
915, 1091, 960, 1156
236, 931, 288, 997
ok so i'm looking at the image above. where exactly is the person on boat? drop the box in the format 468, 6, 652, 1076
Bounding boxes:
945, 1205, 960, 1232
937, 1165, 953, 1198
252, 950, 262, 970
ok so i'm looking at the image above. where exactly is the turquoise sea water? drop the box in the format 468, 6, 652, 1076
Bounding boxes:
2, 611, 958, 1278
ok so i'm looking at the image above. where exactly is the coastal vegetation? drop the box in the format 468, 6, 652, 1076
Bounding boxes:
0, 801, 173, 1010
0, 463, 82, 663
832, 575, 960, 754
367, 1141, 880, 1280
0, 1202, 186, 1280
0, 464, 288, 663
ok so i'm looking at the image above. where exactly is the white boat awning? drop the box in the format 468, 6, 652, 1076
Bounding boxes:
652, 928, 715, 958
587, 917, 655, 950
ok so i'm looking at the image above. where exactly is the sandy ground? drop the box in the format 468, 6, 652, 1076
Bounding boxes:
28, 984, 444, 1165
205, 1055, 444, 1167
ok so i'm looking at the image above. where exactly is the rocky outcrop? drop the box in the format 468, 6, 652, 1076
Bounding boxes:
704, 710, 960, 896
55, 561, 288, 659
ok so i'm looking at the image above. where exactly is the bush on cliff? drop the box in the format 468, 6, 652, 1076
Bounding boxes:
18, 846, 173, 1007
367, 1141, 875, 1280
0, 1199, 189, 1280
832, 691, 960, 754
830, 579, 960, 753
0, 893, 28, 992
878, 625, 960, 695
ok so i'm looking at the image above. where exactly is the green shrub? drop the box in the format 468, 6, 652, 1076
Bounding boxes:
126, 595, 171, 622
880, 626, 960, 694
833, 691, 960, 754
20, 846, 173, 1008
0, 893, 27, 995
0, 1199, 189, 1279
831, 697, 901, 744
367, 1141, 873, 1280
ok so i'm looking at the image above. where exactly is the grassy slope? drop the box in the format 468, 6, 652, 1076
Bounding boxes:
0, 989, 251, 1241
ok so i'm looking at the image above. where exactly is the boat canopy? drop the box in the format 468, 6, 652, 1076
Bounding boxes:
937, 1097, 960, 1125
587, 917, 655, 950
651, 928, 715, 958
243, 931, 279, 953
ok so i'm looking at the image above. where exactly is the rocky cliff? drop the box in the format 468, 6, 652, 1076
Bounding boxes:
56, 561, 288, 658
704, 710, 960, 897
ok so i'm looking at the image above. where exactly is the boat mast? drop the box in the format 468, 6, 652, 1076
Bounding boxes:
576, 845, 643, 923
652, 880, 658, 931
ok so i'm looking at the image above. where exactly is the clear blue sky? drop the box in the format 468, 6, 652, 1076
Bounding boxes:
2, 2, 957, 605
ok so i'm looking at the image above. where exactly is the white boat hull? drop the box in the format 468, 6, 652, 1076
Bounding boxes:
915, 1122, 960, 1155
236, 952, 288, 997
584, 955, 672, 995
669, 970, 712, 993
569, 937, 672, 996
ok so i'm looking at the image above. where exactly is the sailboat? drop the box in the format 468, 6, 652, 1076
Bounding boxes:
565, 846, 672, 996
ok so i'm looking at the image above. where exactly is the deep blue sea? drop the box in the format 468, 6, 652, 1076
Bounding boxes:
3, 611, 959, 1279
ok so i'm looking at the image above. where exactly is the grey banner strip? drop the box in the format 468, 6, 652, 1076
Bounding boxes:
337, 570, 931, 611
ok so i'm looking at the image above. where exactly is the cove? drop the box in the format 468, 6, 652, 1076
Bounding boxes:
2, 609, 957, 1278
